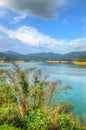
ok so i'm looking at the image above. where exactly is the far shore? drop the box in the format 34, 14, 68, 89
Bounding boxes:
46, 60, 69, 64
46, 60, 86, 66
0, 60, 86, 66
72, 61, 86, 66
0, 60, 24, 63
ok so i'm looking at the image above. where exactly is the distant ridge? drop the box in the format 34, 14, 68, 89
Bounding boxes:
4, 50, 23, 56
27, 52, 63, 60
0, 50, 86, 61
63, 51, 86, 60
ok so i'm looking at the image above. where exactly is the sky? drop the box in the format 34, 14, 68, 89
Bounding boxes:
0, 0, 86, 54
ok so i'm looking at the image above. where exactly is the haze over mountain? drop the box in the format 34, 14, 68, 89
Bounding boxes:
4, 50, 24, 56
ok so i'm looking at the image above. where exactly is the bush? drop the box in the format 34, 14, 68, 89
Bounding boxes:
24, 109, 50, 130
58, 102, 74, 114
59, 115, 70, 128
0, 107, 26, 129
0, 124, 22, 130
58, 114, 82, 130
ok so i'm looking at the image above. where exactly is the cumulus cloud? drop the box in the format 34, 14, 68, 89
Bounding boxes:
0, 25, 62, 53
0, 0, 67, 19
8, 26, 62, 50
0, 25, 86, 53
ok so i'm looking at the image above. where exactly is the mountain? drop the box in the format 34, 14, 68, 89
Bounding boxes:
0, 51, 25, 61
0, 51, 86, 61
63, 51, 86, 60
27, 52, 63, 60
4, 50, 23, 56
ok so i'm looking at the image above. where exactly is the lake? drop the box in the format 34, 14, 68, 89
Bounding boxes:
0, 62, 86, 119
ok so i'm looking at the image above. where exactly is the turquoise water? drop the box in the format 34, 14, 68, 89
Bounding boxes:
0, 62, 86, 118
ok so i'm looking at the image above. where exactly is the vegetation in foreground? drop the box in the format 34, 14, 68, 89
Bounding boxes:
0, 63, 86, 130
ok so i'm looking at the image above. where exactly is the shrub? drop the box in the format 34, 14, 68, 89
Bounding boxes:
0, 124, 22, 130
24, 109, 50, 130
59, 115, 70, 128
58, 114, 82, 130
0, 107, 26, 129
58, 102, 74, 114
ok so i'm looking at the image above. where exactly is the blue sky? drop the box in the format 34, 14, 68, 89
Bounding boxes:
0, 0, 86, 54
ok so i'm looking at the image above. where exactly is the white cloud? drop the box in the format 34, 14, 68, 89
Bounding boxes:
13, 13, 28, 23
0, 0, 67, 19
9, 26, 61, 48
0, 25, 86, 53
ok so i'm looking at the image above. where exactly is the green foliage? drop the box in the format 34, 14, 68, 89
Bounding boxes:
59, 115, 69, 129
24, 109, 50, 130
0, 108, 19, 124
0, 107, 26, 129
0, 84, 15, 107
58, 114, 80, 130
57, 114, 86, 130
0, 124, 22, 130
19, 72, 29, 94
0, 69, 8, 88
82, 128, 86, 130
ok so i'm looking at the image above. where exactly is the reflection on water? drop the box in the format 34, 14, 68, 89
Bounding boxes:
0, 62, 86, 118
0, 63, 11, 69
0, 63, 11, 67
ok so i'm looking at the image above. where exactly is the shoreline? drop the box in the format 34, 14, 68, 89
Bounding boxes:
0, 60, 86, 66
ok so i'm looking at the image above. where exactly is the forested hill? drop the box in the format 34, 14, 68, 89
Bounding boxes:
63, 51, 86, 61
0, 51, 86, 61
